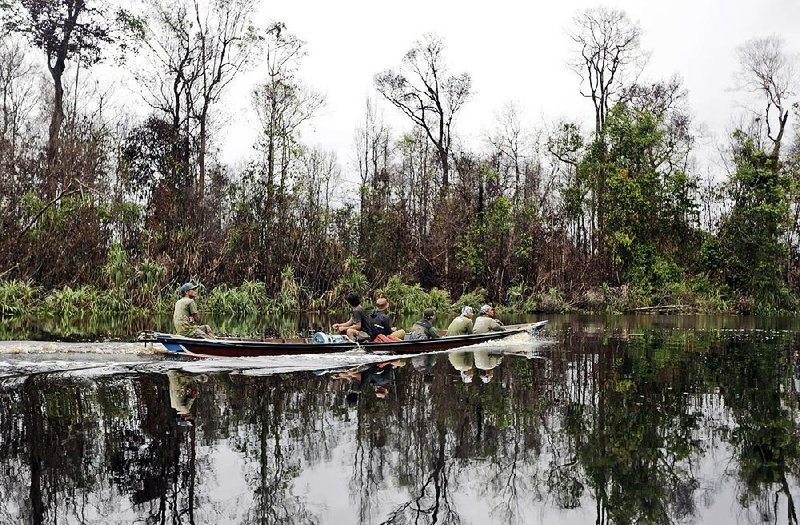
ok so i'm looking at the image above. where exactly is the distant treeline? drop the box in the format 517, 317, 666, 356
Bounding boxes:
0, 2, 798, 314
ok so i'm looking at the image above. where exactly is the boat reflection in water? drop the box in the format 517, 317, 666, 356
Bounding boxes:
449, 349, 503, 383
1, 325, 799, 524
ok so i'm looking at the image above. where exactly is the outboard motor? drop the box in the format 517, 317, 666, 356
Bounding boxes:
312, 332, 332, 344
312, 332, 351, 344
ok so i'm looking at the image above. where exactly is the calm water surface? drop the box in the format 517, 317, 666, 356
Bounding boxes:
0, 314, 799, 524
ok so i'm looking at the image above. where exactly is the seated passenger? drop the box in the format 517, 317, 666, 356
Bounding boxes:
369, 297, 406, 340
333, 292, 373, 341
404, 308, 441, 340
472, 304, 505, 334
173, 282, 215, 338
446, 305, 474, 336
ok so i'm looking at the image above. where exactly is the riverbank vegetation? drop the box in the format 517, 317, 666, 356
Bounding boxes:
0, 3, 798, 318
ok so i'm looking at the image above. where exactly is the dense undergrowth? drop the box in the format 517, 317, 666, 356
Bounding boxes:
0, 269, 786, 323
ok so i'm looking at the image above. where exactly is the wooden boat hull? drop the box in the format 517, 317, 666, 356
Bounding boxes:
149, 324, 546, 358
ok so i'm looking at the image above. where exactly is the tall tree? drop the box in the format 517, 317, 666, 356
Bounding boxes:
132, 0, 195, 182
2, 0, 123, 197
133, 0, 257, 201
374, 33, 471, 190
567, 7, 647, 263
714, 131, 793, 311
735, 35, 797, 161
568, 7, 646, 136
0, 36, 37, 179
487, 102, 541, 206
710, 36, 799, 310
252, 21, 324, 212
353, 97, 391, 259
190, 0, 258, 199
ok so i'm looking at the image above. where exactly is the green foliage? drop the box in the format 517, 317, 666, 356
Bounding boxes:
205, 280, 273, 317
42, 285, 132, 318
330, 256, 369, 306
375, 275, 451, 315
505, 284, 536, 312
451, 287, 487, 311
456, 191, 513, 291
625, 247, 684, 301
0, 279, 40, 316
582, 103, 700, 282
276, 266, 301, 312
537, 287, 573, 313
102, 243, 167, 308
715, 131, 796, 312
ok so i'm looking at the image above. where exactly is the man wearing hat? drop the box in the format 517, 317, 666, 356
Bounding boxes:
472, 304, 505, 334
369, 297, 406, 340
404, 308, 442, 340
173, 282, 215, 338
446, 305, 475, 336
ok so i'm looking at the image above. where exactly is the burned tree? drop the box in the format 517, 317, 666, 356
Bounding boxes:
568, 7, 646, 136
374, 33, 471, 191
2, 0, 126, 197
735, 35, 797, 160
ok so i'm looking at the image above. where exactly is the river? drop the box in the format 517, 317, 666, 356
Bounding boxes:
0, 314, 798, 524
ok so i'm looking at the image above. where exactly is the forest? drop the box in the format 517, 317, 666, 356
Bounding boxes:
0, 0, 799, 317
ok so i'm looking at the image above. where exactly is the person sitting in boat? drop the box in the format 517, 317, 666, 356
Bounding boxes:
472, 304, 505, 334
446, 305, 475, 336
404, 308, 442, 340
333, 292, 373, 342
369, 297, 406, 341
173, 282, 215, 338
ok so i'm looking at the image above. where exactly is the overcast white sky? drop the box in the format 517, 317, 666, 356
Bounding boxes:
217, 0, 800, 181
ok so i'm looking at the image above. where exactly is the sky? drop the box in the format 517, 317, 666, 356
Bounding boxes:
214, 0, 800, 180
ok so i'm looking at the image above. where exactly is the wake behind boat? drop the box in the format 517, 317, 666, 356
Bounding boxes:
146, 321, 549, 358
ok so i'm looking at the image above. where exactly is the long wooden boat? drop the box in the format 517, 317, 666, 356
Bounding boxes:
146, 321, 548, 358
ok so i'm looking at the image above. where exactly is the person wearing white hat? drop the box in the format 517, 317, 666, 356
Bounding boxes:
446, 305, 475, 336
472, 304, 505, 334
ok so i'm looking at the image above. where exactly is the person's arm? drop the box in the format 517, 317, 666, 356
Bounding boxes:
333, 315, 355, 331
426, 325, 441, 339
189, 300, 201, 324
492, 319, 505, 331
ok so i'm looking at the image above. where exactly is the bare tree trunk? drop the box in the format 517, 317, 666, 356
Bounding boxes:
46, 61, 65, 198
198, 115, 207, 198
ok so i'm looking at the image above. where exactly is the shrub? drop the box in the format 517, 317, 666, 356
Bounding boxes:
452, 288, 487, 311
276, 266, 302, 312
537, 287, 573, 313
205, 280, 273, 316
0, 279, 40, 316
375, 275, 451, 315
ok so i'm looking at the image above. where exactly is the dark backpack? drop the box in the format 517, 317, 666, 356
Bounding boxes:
369, 311, 392, 339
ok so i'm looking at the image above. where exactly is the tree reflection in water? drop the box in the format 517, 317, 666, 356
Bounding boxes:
0, 326, 798, 524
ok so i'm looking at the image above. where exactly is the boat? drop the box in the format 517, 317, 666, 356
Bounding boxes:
145, 320, 549, 358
